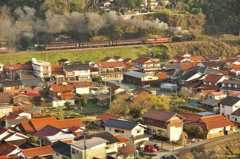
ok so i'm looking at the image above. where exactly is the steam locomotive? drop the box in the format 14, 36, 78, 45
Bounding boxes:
45, 36, 193, 50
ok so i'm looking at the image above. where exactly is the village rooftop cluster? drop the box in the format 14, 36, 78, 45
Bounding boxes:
0, 51, 240, 158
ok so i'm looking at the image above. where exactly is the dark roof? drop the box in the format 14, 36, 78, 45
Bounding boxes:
33, 125, 62, 140
103, 119, 139, 130
58, 59, 69, 62
232, 108, 240, 116
190, 66, 222, 75
167, 69, 185, 76
219, 96, 240, 106
51, 141, 71, 158
7, 118, 29, 125
221, 79, 240, 85
86, 131, 120, 145
198, 61, 223, 67
205, 54, 220, 60
132, 87, 151, 94
1, 80, 23, 87
64, 64, 90, 71
21, 78, 45, 87
200, 98, 220, 105
163, 64, 181, 70
142, 109, 184, 121
28, 108, 41, 113
180, 71, 199, 81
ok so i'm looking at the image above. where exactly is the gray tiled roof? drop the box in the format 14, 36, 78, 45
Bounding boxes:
28, 108, 41, 113
1, 80, 23, 87
219, 96, 240, 106
86, 131, 120, 145
103, 119, 138, 130
124, 71, 149, 78
201, 98, 220, 105
72, 137, 108, 149
64, 64, 90, 71
21, 78, 45, 87
52, 141, 71, 158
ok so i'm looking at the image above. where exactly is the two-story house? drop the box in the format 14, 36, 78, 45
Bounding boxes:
49, 83, 75, 107
96, 61, 126, 79
71, 137, 108, 159
199, 74, 228, 91
166, 52, 191, 64
180, 112, 237, 139
1, 80, 24, 93
32, 58, 51, 80
221, 79, 240, 94
87, 131, 120, 158
142, 109, 185, 141
103, 119, 149, 148
132, 57, 161, 75
219, 96, 240, 121
123, 70, 159, 86
208, 92, 227, 100
64, 64, 91, 81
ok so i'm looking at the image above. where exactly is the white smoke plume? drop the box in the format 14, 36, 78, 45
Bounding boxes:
0, 6, 188, 39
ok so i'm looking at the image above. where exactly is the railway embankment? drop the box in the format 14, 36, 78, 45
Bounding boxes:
176, 133, 240, 159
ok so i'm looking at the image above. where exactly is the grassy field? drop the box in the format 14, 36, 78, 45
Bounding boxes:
0, 39, 239, 65
0, 45, 151, 65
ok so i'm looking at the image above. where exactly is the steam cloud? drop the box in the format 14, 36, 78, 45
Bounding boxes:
0, 6, 188, 39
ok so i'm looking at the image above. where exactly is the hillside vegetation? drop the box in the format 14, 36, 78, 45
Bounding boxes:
0, 40, 239, 65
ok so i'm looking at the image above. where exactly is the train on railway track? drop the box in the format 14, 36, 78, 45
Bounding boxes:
44, 36, 193, 50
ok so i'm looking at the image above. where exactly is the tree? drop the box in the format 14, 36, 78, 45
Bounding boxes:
64, 101, 72, 110
19, 36, 31, 50
80, 96, 88, 106
92, 76, 102, 83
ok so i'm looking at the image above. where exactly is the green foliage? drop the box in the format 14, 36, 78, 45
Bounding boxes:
92, 76, 102, 83
19, 36, 31, 50
178, 105, 204, 113
64, 101, 72, 110
80, 96, 88, 106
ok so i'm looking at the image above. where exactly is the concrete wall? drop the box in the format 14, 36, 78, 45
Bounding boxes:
177, 133, 240, 159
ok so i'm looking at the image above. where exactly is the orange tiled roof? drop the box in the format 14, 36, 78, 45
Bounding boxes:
58, 118, 87, 129
229, 64, 240, 71
180, 112, 203, 122
132, 57, 151, 63
201, 89, 216, 95
188, 56, 205, 61
21, 121, 36, 133
20, 90, 41, 97
201, 114, 237, 129
221, 58, 238, 64
228, 91, 240, 97
114, 134, 129, 143
30, 117, 60, 131
96, 61, 126, 68
60, 92, 75, 99
179, 62, 199, 70
96, 113, 121, 122
51, 65, 63, 71
51, 84, 74, 92
210, 91, 226, 96
21, 146, 55, 158
155, 72, 168, 80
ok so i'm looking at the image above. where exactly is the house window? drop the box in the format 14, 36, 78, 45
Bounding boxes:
72, 148, 76, 154
109, 128, 111, 131
235, 118, 237, 121
148, 119, 153, 123
115, 129, 124, 133
56, 153, 59, 156
136, 129, 141, 133
6, 87, 10, 90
